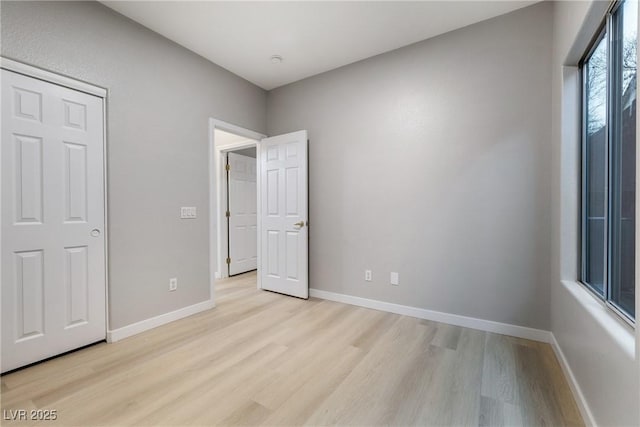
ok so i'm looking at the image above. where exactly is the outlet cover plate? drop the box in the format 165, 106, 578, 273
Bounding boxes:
390, 272, 399, 286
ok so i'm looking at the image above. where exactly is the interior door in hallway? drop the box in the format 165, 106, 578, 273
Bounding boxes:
1, 69, 106, 373
228, 152, 257, 275
259, 130, 308, 298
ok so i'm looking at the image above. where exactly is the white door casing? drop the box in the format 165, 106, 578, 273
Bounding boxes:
259, 130, 308, 299
228, 152, 257, 275
1, 69, 106, 373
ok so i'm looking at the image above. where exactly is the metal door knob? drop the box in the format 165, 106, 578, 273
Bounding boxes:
90, 228, 101, 237
294, 221, 305, 228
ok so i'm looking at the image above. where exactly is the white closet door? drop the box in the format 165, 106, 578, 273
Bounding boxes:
228, 152, 257, 275
259, 130, 308, 299
1, 69, 106, 373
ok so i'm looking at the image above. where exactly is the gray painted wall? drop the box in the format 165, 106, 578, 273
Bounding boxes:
550, 1, 639, 425
1, 1, 267, 329
267, 2, 553, 329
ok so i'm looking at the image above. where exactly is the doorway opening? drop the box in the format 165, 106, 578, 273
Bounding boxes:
224, 139, 257, 277
210, 119, 310, 303
210, 120, 265, 294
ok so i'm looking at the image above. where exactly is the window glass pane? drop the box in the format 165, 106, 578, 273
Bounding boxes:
583, 33, 608, 295
610, 0, 636, 319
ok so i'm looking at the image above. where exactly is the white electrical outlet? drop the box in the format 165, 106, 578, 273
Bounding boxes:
180, 207, 197, 219
169, 277, 178, 291
365, 270, 372, 281
390, 272, 399, 286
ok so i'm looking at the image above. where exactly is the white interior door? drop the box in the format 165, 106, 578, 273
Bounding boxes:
260, 130, 308, 298
228, 152, 257, 275
1, 69, 106, 373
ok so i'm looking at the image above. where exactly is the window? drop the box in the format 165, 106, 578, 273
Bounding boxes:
581, 0, 637, 322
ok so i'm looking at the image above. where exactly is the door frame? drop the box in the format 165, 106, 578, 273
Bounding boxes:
209, 119, 265, 293
0, 56, 110, 335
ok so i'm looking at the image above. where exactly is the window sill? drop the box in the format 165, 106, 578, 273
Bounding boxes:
560, 280, 635, 359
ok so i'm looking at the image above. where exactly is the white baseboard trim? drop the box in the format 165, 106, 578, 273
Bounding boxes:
550, 333, 597, 427
107, 299, 215, 343
309, 288, 552, 343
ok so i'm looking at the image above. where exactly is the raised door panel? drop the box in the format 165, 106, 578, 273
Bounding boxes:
286, 231, 300, 281
266, 169, 279, 216
62, 100, 87, 131
13, 87, 42, 122
14, 135, 43, 224
64, 142, 88, 223
14, 250, 45, 342
267, 230, 280, 278
285, 167, 299, 217
64, 246, 89, 328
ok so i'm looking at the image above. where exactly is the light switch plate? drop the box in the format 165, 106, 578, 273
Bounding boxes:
180, 207, 197, 219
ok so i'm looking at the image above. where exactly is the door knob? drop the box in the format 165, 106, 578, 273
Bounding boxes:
294, 221, 305, 228
90, 228, 101, 237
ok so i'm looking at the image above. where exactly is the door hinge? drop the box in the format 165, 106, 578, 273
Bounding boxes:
225, 164, 231, 171
226, 257, 231, 264
225, 211, 230, 218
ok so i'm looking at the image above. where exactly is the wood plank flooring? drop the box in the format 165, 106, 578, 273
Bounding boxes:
1, 272, 583, 426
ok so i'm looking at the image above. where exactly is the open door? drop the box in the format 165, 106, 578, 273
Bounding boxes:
259, 130, 308, 298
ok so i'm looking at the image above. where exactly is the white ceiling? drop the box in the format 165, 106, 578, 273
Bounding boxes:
102, 1, 539, 90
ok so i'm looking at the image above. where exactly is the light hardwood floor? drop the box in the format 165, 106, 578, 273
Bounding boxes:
1, 272, 582, 426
